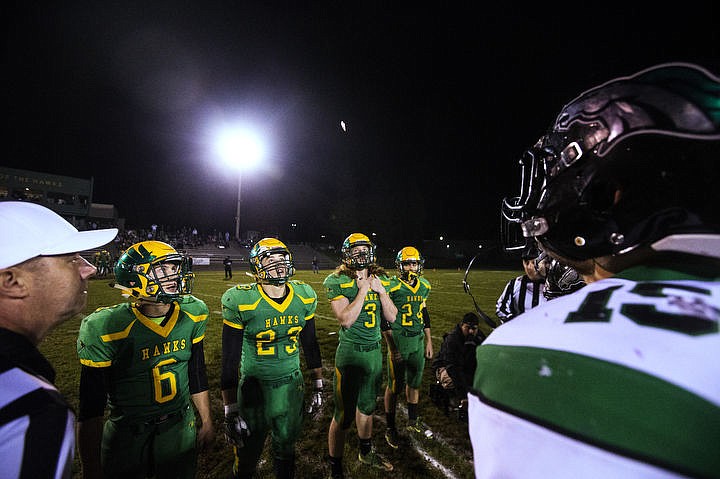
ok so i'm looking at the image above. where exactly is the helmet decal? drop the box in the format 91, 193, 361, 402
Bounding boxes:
555, 62, 720, 160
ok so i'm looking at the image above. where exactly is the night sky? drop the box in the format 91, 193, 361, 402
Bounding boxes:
6, 2, 719, 246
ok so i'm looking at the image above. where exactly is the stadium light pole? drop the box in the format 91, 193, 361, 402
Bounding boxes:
234, 172, 242, 242
215, 127, 264, 242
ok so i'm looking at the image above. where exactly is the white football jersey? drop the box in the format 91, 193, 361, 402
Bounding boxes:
469, 261, 720, 478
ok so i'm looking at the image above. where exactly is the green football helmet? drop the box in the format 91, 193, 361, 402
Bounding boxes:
395, 246, 424, 280
249, 237, 295, 285
113, 240, 194, 303
341, 233, 376, 270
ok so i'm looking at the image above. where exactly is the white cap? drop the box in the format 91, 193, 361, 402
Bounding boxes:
0, 201, 119, 269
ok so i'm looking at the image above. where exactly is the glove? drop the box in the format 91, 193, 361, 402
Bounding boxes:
223, 408, 250, 448
307, 379, 324, 415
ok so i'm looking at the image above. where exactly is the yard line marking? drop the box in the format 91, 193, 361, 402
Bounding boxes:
374, 405, 463, 479
396, 404, 454, 450
408, 434, 462, 479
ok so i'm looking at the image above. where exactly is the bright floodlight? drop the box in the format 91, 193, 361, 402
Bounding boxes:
216, 127, 264, 170
212, 125, 266, 242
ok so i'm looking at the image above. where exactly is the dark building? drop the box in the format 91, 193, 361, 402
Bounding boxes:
0, 167, 121, 230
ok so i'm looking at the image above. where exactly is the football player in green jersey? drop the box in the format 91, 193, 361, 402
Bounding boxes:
77, 240, 213, 479
325, 233, 398, 478
220, 238, 323, 479
382, 246, 433, 448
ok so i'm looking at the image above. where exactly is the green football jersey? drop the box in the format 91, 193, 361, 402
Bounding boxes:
388, 275, 431, 337
323, 272, 392, 345
77, 296, 209, 423
221, 280, 318, 381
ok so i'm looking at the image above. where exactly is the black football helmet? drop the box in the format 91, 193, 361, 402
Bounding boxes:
249, 238, 295, 285
341, 233, 376, 270
114, 241, 194, 303
501, 62, 720, 261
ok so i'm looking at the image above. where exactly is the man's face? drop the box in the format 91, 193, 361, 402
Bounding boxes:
29, 253, 97, 323
152, 261, 180, 294
523, 258, 544, 281
461, 323, 478, 337
351, 245, 370, 265
402, 260, 419, 273
262, 253, 287, 279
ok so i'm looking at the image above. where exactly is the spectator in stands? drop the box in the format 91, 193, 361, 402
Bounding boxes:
0, 201, 117, 479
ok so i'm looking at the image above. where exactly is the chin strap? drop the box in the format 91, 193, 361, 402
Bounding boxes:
110, 282, 138, 299
651, 234, 720, 259
109, 283, 163, 302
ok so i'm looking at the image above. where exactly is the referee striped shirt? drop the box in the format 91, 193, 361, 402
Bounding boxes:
0, 328, 74, 479
495, 274, 546, 322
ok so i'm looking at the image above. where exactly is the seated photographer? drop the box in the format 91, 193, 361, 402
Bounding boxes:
431, 312, 483, 419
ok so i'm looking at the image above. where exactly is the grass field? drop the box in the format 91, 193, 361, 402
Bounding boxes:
41, 266, 519, 478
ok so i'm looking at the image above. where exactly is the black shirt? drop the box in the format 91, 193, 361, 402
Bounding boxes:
432, 324, 482, 396
0, 328, 74, 479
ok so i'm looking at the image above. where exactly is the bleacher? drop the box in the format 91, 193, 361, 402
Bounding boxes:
183, 242, 336, 271
286, 244, 336, 270
183, 243, 248, 269
82, 241, 338, 274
